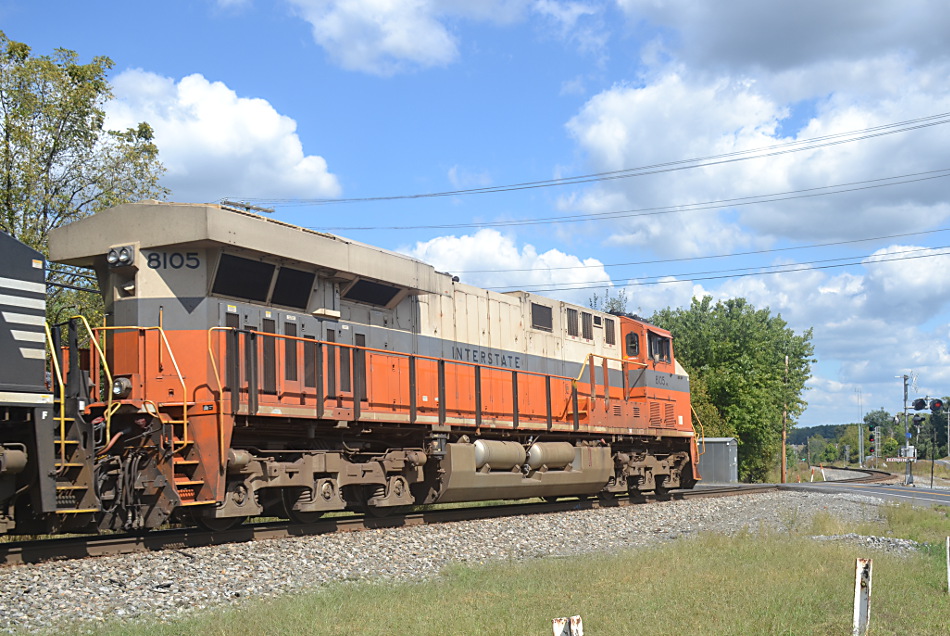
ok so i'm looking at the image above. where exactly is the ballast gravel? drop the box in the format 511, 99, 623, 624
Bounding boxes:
0, 491, 907, 633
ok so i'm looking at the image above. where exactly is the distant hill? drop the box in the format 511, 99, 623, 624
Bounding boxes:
787, 424, 853, 445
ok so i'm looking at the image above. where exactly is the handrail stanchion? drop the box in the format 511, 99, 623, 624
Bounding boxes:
44, 323, 67, 470
73, 315, 113, 442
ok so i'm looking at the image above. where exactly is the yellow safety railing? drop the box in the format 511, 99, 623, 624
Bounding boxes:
689, 403, 707, 457
71, 315, 115, 441
43, 323, 68, 471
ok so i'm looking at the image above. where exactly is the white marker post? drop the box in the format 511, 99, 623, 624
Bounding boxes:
552, 615, 584, 636
852, 558, 873, 636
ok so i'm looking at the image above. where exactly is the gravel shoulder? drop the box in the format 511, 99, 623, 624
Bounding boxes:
0, 491, 892, 634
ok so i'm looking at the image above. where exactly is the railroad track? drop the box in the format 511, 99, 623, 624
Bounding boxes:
0, 469, 889, 566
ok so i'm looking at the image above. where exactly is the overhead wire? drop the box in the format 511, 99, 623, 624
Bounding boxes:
313, 168, 950, 231
457, 227, 950, 274
491, 246, 950, 293
232, 111, 950, 209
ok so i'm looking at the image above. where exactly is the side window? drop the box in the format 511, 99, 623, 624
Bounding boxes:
284, 321, 298, 381
531, 303, 553, 332
566, 308, 579, 337
581, 312, 593, 340
605, 318, 616, 345
648, 332, 671, 362
625, 332, 640, 357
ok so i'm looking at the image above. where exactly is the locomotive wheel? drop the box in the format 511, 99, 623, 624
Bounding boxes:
195, 515, 247, 532
354, 485, 411, 518
282, 487, 325, 524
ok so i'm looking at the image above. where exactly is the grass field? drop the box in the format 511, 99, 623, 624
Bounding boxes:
57, 503, 950, 636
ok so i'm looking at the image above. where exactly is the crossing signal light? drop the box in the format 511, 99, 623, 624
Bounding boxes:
912, 398, 927, 410
931, 399, 943, 411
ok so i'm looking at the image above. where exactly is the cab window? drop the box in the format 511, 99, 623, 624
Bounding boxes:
625, 332, 640, 357
648, 332, 671, 362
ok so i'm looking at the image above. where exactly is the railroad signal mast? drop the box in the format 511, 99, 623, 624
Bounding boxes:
903, 393, 944, 485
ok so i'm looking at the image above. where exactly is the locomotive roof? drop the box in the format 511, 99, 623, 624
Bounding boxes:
48, 201, 447, 295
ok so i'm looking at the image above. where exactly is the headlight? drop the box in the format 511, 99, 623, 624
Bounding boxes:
112, 377, 133, 399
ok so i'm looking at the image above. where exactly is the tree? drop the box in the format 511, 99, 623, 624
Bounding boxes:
589, 287, 628, 315
0, 32, 167, 320
882, 437, 900, 458
652, 296, 814, 482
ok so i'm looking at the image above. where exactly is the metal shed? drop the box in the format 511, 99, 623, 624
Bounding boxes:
697, 437, 738, 484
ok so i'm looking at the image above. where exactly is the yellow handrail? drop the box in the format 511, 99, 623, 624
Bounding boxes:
689, 403, 707, 457
71, 315, 114, 442
43, 322, 68, 470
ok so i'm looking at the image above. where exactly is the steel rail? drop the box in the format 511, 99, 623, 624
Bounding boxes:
0, 469, 890, 567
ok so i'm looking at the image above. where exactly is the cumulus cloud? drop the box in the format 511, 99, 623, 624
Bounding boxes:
401, 228, 611, 305
562, 66, 950, 255
106, 70, 341, 202
615, 0, 950, 72
287, 0, 462, 75
286, 0, 609, 75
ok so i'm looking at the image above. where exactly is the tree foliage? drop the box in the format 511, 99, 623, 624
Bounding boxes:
589, 287, 629, 315
652, 296, 815, 482
0, 32, 167, 320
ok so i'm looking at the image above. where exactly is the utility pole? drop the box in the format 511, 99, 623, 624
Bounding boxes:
782, 355, 788, 483
901, 374, 913, 485
856, 388, 864, 468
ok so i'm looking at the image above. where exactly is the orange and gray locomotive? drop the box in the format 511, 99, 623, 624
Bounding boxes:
0, 201, 700, 534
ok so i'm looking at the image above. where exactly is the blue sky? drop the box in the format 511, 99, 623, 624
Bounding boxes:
5, 0, 950, 427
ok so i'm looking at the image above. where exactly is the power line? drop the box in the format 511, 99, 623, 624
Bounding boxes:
489, 246, 950, 293
234, 111, 950, 209
457, 227, 950, 274
314, 168, 950, 231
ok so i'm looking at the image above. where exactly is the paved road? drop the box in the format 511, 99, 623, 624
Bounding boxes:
781, 481, 950, 507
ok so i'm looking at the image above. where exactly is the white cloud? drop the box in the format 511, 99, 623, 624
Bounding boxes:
287, 0, 461, 76
286, 0, 606, 75
106, 70, 341, 202
533, 0, 607, 57
562, 66, 950, 255
863, 246, 950, 321
401, 228, 611, 305
615, 0, 950, 72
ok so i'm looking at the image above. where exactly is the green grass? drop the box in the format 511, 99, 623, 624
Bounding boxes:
39, 502, 950, 636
